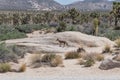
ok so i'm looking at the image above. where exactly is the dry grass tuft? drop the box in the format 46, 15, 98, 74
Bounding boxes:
41, 54, 63, 67
28, 53, 41, 66
51, 55, 63, 67
115, 38, 120, 48
103, 44, 111, 53
19, 63, 26, 72
0, 63, 11, 73
82, 53, 104, 61
65, 51, 82, 59
95, 54, 104, 61
41, 54, 56, 62
84, 58, 95, 67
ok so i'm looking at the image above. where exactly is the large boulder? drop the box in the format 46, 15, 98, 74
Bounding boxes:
5, 31, 115, 53
99, 59, 120, 70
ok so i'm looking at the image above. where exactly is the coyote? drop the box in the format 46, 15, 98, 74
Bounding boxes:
56, 38, 68, 47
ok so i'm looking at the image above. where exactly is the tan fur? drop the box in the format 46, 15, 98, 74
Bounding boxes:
56, 38, 68, 47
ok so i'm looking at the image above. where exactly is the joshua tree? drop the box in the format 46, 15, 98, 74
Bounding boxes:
111, 2, 120, 29
13, 13, 20, 25
68, 8, 80, 24
93, 17, 100, 36
57, 21, 67, 32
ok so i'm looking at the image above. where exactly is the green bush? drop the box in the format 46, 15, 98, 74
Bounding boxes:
0, 63, 11, 73
0, 43, 18, 63
15, 24, 49, 33
0, 25, 16, 34
84, 58, 95, 67
0, 31, 26, 41
0, 25, 26, 41
102, 30, 120, 40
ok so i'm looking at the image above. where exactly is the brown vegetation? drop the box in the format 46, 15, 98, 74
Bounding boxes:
18, 63, 26, 72
0, 63, 11, 73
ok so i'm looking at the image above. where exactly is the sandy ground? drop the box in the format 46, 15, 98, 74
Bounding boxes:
1, 58, 120, 80
1, 31, 119, 80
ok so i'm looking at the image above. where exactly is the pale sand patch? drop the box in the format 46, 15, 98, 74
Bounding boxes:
0, 58, 120, 78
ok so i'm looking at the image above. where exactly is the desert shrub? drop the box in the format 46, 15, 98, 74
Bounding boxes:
66, 26, 76, 31
0, 25, 26, 41
42, 54, 63, 67
0, 43, 18, 63
65, 51, 81, 59
102, 30, 120, 40
94, 53, 104, 61
0, 25, 15, 34
82, 53, 104, 61
84, 58, 95, 67
0, 43, 28, 63
115, 38, 120, 48
0, 63, 11, 73
19, 63, 26, 72
57, 21, 67, 32
28, 54, 41, 66
0, 31, 26, 41
50, 55, 63, 67
15, 24, 49, 33
41, 54, 56, 62
103, 44, 111, 53
95, 54, 104, 61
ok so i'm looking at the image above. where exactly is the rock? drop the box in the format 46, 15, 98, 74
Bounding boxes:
9, 62, 21, 72
99, 59, 120, 70
5, 31, 115, 53
30, 63, 42, 68
113, 54, 120, 61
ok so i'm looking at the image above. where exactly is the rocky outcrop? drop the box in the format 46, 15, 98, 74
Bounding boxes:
99, 59, 120, 70
5, 31, 115, 53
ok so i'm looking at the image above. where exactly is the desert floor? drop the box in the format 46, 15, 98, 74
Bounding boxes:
0, 58, 120, 80
1, 31, 120, 80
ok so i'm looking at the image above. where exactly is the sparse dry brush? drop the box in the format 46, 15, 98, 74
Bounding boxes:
41, 54, 56, 62
50, 55, 63, 67
78, 53, 104, 67
82, 53, 104, 61
115, 38, 120, 48
65, 47, 85, 59
19, 63, 26, 72
27, 53, 63, 68
65, 51, 82, 59
42, 54, 63, 67
0, 63, 11, 73
84, 58, 95, 67
28, 53, 41, 66
95, 54, 104, 61
103, 44, 111, 53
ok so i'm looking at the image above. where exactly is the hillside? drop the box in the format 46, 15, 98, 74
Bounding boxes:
66, 1, 113, 11
0, 0, 117, 11
0, 0, 63, 11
